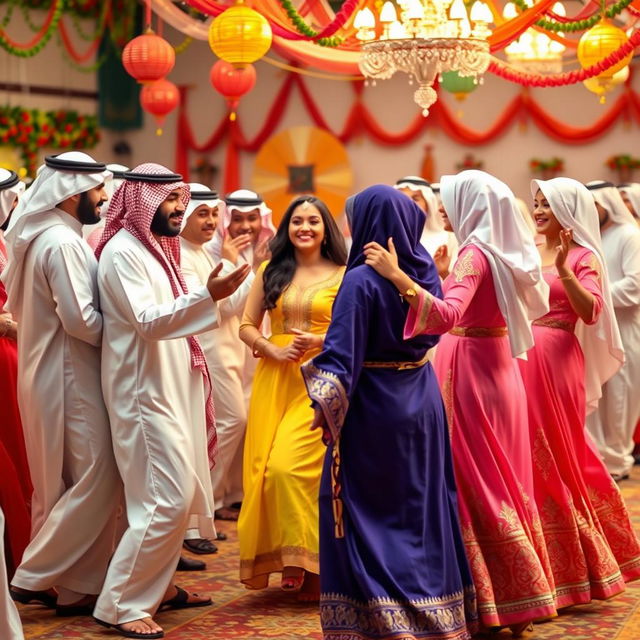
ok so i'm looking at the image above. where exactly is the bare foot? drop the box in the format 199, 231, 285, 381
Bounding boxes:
119, 617, 163, 635
281, 566, 305, 592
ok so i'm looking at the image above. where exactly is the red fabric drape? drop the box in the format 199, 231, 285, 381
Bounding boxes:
176, 70, 640, 191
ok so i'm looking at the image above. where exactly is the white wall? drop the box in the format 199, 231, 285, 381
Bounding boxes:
1, 9, 639, 205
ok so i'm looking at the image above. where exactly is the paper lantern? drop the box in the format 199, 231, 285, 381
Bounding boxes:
440, 71, 477, 101
577, 21, 633, 79
140, 78, 180, 135
208, 3, 272, 67
583, 66, 629, 104
122, 30, 175, 84
210, 60, 256, 121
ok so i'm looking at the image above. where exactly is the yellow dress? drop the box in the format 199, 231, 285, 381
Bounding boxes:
238, 264, 345, 588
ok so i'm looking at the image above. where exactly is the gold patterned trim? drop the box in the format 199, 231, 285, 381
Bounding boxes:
240, 545, 320, 585
578, 253, 602, 281
406, 285, 436, 337
449, 326, 508, 338
320, 586, 477, 640
532, 318, 575, 333
282, 267, 345, 333
363, 351, 430, 370
453, 249, 480, 283
301, 362, 348, 443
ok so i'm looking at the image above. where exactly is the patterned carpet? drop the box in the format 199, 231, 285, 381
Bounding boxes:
19, 467, 640, 640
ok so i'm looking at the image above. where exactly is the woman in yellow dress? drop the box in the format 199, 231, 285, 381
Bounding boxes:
238, 195, 347, 595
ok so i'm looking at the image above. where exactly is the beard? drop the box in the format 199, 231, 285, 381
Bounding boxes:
77, 191, 103, 225
150, 206, 181, 237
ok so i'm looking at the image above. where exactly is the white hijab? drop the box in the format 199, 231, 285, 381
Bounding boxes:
441, 170, 549, 358
586, 181, 638, 227
532, 177, 624, 413
181, 182, 223, 232
0, 169, 25, 227
394, 176, 443, 232
618, 182, 640, 219
2, 151, 111, 311
207, 188, 275, 264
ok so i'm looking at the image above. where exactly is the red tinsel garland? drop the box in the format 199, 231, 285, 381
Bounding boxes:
490, 29, 640, 87
175, 70, 640, 193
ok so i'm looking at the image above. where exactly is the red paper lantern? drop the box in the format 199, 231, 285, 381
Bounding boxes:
123, 30, 175, 84
140, 78, 180, 135
209, 60, 256, 121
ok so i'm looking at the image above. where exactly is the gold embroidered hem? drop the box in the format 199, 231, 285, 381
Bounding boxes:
320, 588, 477, 640
532, 318, 575, 333
240, 546, 320, 589
449, 326, 508, 338
362, 352, 430, 370
301, 362, 348, 442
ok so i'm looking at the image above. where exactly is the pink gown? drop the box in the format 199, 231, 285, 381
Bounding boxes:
518, 246, 640, 606
406, 245, 557, 627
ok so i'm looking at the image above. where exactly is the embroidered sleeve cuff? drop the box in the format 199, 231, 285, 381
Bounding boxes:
403, 286, 434, 339
301, 361, 348, 443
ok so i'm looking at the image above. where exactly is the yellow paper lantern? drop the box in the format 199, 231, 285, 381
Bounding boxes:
583, 65, 629, 104
577, 20, 633, 79
208, 2, 272, 68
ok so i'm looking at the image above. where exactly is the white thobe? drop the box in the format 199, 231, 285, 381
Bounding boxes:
94, 229, 219, 624
180, 238, 254, 513
0, 510, 24, 640
587, 222, 640, 477
9, 209, 120, 596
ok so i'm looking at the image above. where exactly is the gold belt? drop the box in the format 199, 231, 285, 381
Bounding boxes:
449, 326, 508, 337
362, 352, 430, 370
532, 318, 575, 333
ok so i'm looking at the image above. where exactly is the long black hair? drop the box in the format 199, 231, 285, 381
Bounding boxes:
263, 195, 347, 310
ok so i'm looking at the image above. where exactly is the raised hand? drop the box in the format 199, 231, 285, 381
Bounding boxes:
433, 244, 451, 278
252, 238, 271, 271
555, 228, 573, 272
222, 233, 252, 264
363, 237, 400, 280
207, 262, 251, 301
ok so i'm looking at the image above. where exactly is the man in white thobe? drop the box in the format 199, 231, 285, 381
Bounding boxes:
1, 152, 121, 614
618, 182, 640, 224
93, 164, 249, 637
84, 163, 129, 249
205, 189, 275, 519
179, 184, 255, 551
586, 180, 640, 480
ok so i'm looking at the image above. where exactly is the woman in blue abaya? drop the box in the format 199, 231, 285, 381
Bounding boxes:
302, 185, 476, 640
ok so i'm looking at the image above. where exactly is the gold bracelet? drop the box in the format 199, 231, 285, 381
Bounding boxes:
251, 335, 269, 357
558, 273, 574, 281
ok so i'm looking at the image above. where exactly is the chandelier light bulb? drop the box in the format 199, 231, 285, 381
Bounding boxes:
380, 2, 398, 24
470, 2, 492, 23
502, 2, 517, 19
449, 0, 469, 21
552, 2, 566, 16
354, 8, 375, 29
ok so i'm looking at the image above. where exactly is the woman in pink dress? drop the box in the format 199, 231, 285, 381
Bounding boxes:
365, 170, 556, 635
519, 177, 640, 607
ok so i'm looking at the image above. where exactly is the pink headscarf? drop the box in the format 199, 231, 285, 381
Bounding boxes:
96, 163, 218, 467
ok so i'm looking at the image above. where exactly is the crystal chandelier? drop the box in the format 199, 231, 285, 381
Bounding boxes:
354, 0, 493, 115
503, 2, 566, 74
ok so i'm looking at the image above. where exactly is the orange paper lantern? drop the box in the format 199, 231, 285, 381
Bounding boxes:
140, 78, 180, 135
210, 60, 256, 120
123, 30, 175, 84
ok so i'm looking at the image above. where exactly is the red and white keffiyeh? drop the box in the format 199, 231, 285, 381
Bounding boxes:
96, 162, 218, 467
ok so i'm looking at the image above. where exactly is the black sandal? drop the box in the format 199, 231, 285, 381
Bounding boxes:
10, 587, 57, 609
94, 617, 164, 639
182, 538, 218, 554
159, 585, 212, 612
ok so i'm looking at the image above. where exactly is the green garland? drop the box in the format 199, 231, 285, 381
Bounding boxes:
0, 0, 16, 29
277, 0, 343, 47
0, 106, 100, 176
512, 0, 634, 33
0, 0, 64, 57
69, 0, 111, 42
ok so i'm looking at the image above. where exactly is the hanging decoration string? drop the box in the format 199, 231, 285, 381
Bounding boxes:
261, 55, 362, 81
0, 0, 64, 57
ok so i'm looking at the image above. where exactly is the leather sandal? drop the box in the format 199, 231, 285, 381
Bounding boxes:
94, 617, 164, 639
56, 594, 97, 617
182, 538, 218, 554
159, 585, 212, 611
10, 587, 57, 609
214, 507, 239, 521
